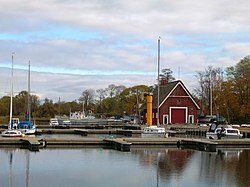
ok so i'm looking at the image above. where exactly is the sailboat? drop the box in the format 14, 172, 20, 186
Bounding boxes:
1, 54, 23, 137
17, 61, 37, 135
141, 37, 167, 138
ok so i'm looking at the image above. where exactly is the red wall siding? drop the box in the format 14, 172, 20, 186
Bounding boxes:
143, 83, 199, 125
159, 85, 198, 125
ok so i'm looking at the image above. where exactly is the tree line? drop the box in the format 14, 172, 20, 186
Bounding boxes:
194, 55, 249, 124
0, 84, 151, 120
0, 56, 249, 124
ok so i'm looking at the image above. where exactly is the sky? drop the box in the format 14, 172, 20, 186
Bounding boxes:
0, 0, 250, 102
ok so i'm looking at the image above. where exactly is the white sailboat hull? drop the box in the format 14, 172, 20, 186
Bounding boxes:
1, 129, 23, 137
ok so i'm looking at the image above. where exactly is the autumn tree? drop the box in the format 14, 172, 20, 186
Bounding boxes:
226, 56, 250, 123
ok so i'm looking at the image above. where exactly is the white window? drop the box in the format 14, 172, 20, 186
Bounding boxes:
163, 115, 169, 125
188, 115, 194, 124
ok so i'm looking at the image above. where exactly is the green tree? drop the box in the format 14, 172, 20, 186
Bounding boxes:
159, 68, 175, 84
0, 96, 10, 116
35, 98, 56, 117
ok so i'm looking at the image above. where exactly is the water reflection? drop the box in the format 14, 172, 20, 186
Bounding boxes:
1, 148, 249, 187
132, 148, 249, 187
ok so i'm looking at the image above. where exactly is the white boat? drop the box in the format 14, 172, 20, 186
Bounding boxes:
141, 126, 167, 138
1, 129, 23, 137
1, 54, 23, 137
55, 111, 109, 125
206, 124, 243, 140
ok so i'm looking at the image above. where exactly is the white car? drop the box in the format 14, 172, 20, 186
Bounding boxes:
241, 124, 250, 128
50, 118, 59, 126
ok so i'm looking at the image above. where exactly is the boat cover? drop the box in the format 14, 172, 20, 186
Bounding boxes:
18, 121, 33, 129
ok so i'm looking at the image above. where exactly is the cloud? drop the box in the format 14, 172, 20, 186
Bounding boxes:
0, 0, 250, 101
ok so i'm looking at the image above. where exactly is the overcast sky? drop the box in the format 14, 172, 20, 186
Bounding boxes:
0, 0, 249, 102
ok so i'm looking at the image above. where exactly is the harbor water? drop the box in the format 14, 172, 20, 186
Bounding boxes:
0, 147, 249, 187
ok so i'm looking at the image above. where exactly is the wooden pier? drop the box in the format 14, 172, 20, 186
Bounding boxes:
74, 129, 88, 136
0, 137, 250, 152
103, 138, 131, 152
178, 139, 217, 152
20, 138, 47, 151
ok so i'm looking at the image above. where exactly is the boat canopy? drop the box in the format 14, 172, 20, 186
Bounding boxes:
18, 121, 33, 129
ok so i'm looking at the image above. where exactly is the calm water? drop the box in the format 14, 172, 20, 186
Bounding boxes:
0, 147, 249, 187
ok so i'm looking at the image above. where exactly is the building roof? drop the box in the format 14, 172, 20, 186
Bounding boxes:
141, 80, 200, 110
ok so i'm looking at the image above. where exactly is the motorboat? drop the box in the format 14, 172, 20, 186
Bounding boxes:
206, 124, 243, 140
55, 111, 109, 125
141, 126, 167, 138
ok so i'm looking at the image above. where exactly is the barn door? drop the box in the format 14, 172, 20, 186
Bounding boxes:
170, 107, 187, 124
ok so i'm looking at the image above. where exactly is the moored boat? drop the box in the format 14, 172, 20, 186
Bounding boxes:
17, 62, 37, 135
1, 129, 23, 137
141, 126, 167, 138
1, 54, 23, 138
206, 124, 243, 140
18, 120, 36, 135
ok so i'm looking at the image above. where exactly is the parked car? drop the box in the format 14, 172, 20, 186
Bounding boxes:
50, 118, 59, 126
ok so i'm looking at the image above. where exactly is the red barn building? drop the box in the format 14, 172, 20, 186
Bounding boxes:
142, 80, 200, 125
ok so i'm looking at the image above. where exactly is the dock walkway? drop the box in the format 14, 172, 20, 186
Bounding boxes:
103, 138, 131, 151
0, 137, 250, 152
178, 139, 218, 152
20, 138, 47, 151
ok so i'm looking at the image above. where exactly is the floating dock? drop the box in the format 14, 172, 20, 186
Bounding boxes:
20, 138, 47, 151
178, 139, 217, 152
0, 137, 250, 152
103, 138, 131, 151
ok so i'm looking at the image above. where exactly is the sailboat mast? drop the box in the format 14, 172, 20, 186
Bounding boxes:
27, 61, 31, 121
157, 37, 160, 126
9, 53, 14, 126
